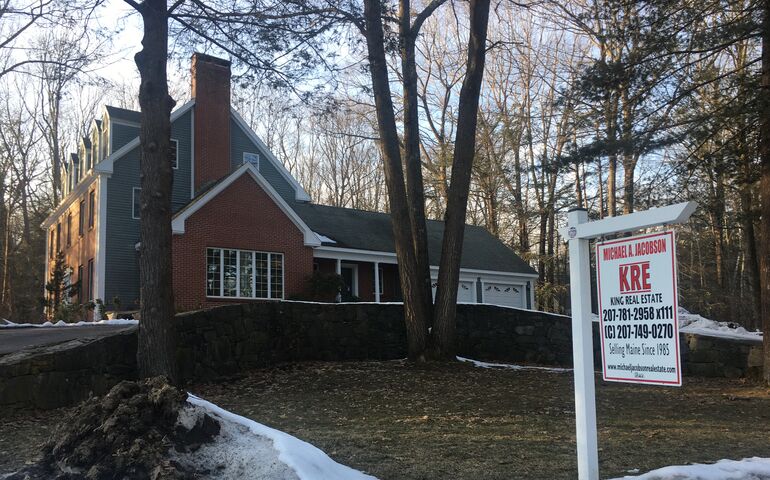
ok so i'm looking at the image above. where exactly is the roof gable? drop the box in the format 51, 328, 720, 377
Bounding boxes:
95, 100, 195, 175
229, 109, 311, 202
171, 162, 321, 247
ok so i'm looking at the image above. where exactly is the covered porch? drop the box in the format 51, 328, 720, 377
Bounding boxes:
313, 255, 401, 303
312, 246, 535, 308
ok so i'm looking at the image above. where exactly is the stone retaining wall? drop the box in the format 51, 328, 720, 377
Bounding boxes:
0, 303, 763, 410
682, 333, 763, 379
173, 302, 763, 381
0, 328, 137, 410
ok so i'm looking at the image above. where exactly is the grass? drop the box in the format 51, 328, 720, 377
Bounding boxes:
191, 360, 770, 480
2, 360, 770, 479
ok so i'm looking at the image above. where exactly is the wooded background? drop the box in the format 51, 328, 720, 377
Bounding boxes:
0, 0, 765, 331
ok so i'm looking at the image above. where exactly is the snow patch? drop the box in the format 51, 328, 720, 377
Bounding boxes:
184, 395, 378, 480
457, 356, 571, 373
0, 318, 138, 329
611, 457, 770, 480
313, 231, 337, 244
678, 308, 762, 342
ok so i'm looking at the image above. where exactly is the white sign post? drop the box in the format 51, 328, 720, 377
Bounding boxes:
559, 202, 697, 480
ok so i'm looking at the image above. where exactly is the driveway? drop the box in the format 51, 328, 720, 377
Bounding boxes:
0, 325, 137, 356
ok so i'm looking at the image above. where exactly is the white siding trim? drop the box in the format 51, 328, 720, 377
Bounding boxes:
314, 246, 536, 282
95, 175, 109, 303
190, 108, 195, 198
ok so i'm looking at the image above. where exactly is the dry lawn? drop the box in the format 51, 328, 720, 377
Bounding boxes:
192, 360, 770, 480
2, 360, 769, 479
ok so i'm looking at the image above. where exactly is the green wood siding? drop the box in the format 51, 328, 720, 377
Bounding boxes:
103, 110, 192, 310
111, 122, 139, 152
230, 118, 297, 202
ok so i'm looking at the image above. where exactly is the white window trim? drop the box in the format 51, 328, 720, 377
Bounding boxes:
206, 247, 285, 300
243, 151, 260, 169
132, 187, 141, 219
171, 138, 179, 169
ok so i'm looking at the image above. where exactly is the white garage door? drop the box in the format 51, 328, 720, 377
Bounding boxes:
482, 282, 523, 308
432, 280, 476, 303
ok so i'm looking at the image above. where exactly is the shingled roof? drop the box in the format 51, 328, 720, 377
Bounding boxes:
291, 202, 536, 275
106, 105, 141, 124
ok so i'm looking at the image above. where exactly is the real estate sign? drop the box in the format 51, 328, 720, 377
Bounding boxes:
596, 230, 681, 386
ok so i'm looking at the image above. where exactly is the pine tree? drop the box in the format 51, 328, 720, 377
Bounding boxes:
44, 251, 77, 320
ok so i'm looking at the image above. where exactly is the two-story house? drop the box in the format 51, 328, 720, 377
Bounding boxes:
42, 53, 538, 316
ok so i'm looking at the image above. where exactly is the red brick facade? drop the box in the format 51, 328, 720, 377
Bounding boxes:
46, 178, 99, 308
172, 173, 314, 311
191, 53, 231, 193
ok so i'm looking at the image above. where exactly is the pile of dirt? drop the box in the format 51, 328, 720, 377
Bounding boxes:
6, 377, 220, 480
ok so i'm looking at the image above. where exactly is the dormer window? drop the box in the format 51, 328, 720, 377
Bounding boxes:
91, 131, 98, 167
101, 126, 109, 159
243, 152, 259, 168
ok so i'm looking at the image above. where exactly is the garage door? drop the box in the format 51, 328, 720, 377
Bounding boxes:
432, 280, 476, 303
482, 283, 523, 308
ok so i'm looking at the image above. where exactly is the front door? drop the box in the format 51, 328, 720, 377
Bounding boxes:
340, 263, 358, 300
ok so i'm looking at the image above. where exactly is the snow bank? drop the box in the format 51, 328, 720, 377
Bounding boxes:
184, 395, 378, 480
611, 457, 770, 480
0, 318, 138, 329
678, 308, 762, 342
457, 356, 571, 373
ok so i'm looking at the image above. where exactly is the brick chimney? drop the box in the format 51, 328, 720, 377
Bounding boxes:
191, 53, 231, 193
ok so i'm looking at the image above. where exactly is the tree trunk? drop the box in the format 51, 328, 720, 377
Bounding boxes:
740, 155, 761, 327
621, 157, 636, 215
399, 3, 434, 329
133, 0, 179, 382
759, 0, 770, 382
608, 154, 617, 216
363, 0, 429, 360
605, 92, 618, 217
575, 162, 583, 209
431, 0, 491, 359
597, 156, 605, 219
511, 147, 528, 252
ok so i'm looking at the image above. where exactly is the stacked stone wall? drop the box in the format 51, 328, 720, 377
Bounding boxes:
0, 303, 762, 410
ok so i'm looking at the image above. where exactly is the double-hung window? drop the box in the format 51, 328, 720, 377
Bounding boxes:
206, 247, 283, 299
66, 214, 72, 246
170, 139, 178, 169
88, 190, 95, 229
87, 258, 94, 301
78, 199, 85, 235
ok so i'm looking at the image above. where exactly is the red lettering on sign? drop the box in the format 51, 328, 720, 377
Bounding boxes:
641, 262, 651, 290
619, 261, 651, 294
619, 265, 630, 292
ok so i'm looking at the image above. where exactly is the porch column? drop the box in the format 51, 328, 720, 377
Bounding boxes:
335, 259, 342, 302
374, 261, 380, 303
